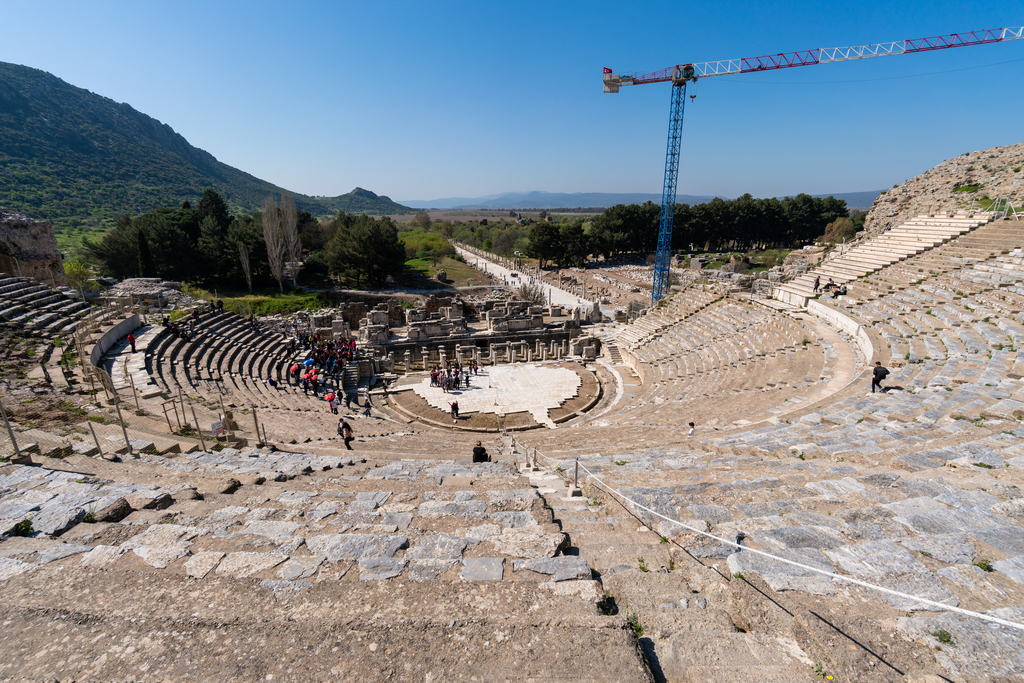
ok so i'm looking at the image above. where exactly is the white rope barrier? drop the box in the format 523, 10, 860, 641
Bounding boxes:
522, 442, 1024, 633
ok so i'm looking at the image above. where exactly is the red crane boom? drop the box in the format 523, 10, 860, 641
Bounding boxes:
604, 27, 1024, 92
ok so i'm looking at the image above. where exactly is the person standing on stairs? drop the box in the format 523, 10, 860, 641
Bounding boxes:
126, 333, 136, 354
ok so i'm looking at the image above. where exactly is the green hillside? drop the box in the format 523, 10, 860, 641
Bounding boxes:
0, 62, 410, 246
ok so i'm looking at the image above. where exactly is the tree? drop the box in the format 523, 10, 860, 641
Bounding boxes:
63, 258, 93, 293
525, 221, 559, 268
196, 189, 232, 233
517, 282, 546, 306
413, 211, 432, 230
238, 243, 253, 293
197, 215, 230, 280
136, 212, 198, 281
281, 192, 301, 284
84, 214, 138, 280
262, 196, 286, 293
136, 228, 156, 278
821, 217, 856, 244
557, 221, 589, 268
326, 215, 405, 288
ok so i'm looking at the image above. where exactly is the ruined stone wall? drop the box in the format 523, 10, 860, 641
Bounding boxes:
0, 208, 66, 286
864, 141, 1024, 235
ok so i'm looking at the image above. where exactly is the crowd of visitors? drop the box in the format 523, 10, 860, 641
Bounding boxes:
430, 359, 477, 392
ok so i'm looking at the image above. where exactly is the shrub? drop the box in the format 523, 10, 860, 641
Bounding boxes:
13, 518, 33, 537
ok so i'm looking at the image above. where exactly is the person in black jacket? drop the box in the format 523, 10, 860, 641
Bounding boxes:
472, 441, 488, 463
871, 361, 889, 394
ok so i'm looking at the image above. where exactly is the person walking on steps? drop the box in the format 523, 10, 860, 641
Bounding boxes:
813, 276, 820, 294
338, 419, 354, 450
363, 395, 372, 418
126, 333, 136, 353
871, 361, 889, 394
687, 422, 696, 437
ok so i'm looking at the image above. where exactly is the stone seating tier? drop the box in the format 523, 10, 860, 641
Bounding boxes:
0, 275, 92, 336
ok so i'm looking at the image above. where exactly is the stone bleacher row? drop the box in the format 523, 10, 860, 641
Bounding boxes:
615, 285, 721, 349
617, 297, 831, 427
0, 454, 595, 590
777, 212, 995, 306
114, 310, 325, 414
0, 275, 91, 337
535, 440, 1024, 681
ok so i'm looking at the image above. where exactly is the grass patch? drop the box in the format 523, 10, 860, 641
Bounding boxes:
974, 559, 994, 572
182, 283, 333, 317
931, 629, 955, 646
401, 255, 480, 288
626, 611, 643, 638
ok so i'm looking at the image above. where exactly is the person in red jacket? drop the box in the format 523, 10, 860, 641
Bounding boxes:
126, 333, 136, 353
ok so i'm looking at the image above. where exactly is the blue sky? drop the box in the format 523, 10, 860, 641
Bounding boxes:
2, 1, 1022, 202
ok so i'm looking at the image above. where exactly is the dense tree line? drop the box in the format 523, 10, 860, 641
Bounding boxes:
433, 193, 851, 268
586, 193, 849, 259
84, 189, 407, 290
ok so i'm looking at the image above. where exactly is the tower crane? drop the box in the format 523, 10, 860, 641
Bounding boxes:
604, 26, 1024, 304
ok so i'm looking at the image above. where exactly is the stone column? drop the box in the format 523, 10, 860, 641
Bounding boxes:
404, 350, 411, 375
526, 348, 533, 363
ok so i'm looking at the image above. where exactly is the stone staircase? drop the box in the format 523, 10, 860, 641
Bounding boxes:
776, 212, 996, 307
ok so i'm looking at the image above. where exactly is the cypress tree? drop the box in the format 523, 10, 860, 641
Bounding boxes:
137, 229, 156, 278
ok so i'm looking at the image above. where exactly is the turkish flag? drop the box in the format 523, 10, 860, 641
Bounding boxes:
603, 67, 612, 74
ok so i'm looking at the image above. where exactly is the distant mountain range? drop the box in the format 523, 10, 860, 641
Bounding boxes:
0, 62, 411, 241
400, 190, 882, 210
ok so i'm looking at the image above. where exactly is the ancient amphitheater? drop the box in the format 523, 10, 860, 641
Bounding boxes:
2, 163, 1024, 682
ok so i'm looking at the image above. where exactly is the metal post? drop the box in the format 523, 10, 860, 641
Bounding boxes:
190, 406, 207, 452
0, 398, 21, 457
162, 403, 174, 433
574, 458, 579, 489
88, 420, 103, 457
218, 393, 231, 437
178, 386, 187, 429
126, 361, 140, 411
114, 400, 132, 457
252, 405, 260, 445
262, 424, 269, 445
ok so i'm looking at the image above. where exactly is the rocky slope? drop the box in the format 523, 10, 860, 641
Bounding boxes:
865, 142, 1024, 234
